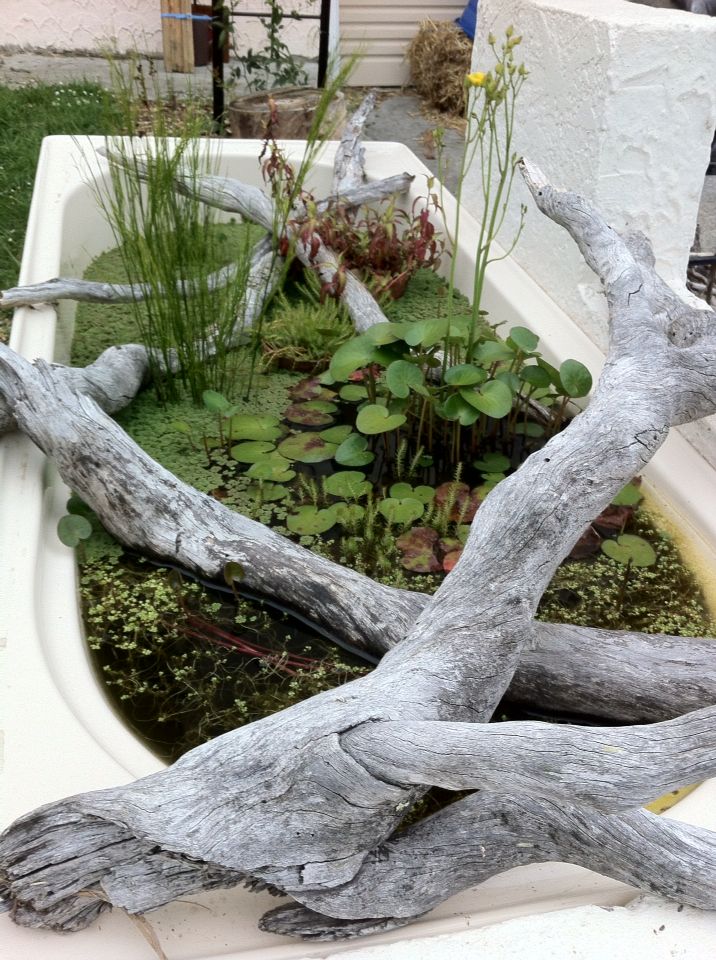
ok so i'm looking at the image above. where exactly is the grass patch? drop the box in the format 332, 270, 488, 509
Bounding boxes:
0, 82, 122, 302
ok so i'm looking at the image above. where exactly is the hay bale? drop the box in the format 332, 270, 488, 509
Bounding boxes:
407, 19, 473, 117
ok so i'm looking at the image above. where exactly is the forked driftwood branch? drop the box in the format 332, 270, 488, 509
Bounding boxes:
1, 152, 716, 940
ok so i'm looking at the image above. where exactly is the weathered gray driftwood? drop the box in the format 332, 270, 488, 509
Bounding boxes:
331, 90, 376, 194
2, 159, 716, 939
1, 340, 714, 721
261, 793, 716, 937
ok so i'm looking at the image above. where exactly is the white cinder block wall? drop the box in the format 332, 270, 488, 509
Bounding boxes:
462, 0, 716, 352
2, 0, 317, 59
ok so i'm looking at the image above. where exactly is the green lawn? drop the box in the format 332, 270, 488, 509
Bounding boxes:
0, 81, 122, 338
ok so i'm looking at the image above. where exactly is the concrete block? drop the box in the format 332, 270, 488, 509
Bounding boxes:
462, 0, 716, 352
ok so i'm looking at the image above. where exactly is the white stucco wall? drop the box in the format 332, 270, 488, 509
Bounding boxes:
462, 0, 716, 352
2, 0, 317, 59
3, 0, 163, 54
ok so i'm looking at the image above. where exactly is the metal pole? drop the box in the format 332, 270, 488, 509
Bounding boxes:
317, 0, 331, 88
211, 0, 226, 130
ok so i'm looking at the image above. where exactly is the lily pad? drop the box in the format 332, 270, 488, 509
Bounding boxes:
395, 528, 441, 573
445, 364, 487, 386
389, 482, 435, 504
289, 377, 336, 401
246, 454, 296, 482
474, 340, 515, 364
386, 359, 427, 398
169, 419, 193, 436
507, 325, 540, 354
230, 441, 277, 464
378, 497, 424, 525
287, 505, 339, 536
303, 399, 339, 413
513, 421, 545, 438
334, 502, 366, 525
339, 383, 369, 402
444, 393, 480, 426
403, 316, 449, 349
284, 403, 334, 426
356, 404, 407, 435
324, 471, 372, 500
319, 424, 353, 444
365, 321, 409, 344
559, 359, 592, 398
601, 534, 656, 567
335, 433, 374, 467
246, 482, 290, 502
400, 549, 442, 573
57, 513, 92, 548
228, 414, 282, 442
461, 379, 514, 419
612, 481, 643, 507
520, 365, 552, 389
396, 527, 439, 551
278, 433, 338, 463
473, 452, 511, 473
329, 336, 381, 381
202, 389, 233, 414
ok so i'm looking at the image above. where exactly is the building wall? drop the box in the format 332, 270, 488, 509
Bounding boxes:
462, 0, 716, 352
340, 0, 465, 86
3, 0, 163, 54
2, 0, 317, 58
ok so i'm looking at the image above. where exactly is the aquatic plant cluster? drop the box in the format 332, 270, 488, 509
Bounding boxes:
71, 254, 716, 760
61, 26, 715, 763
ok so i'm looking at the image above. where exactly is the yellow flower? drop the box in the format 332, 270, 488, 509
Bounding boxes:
466, 71, 487, 87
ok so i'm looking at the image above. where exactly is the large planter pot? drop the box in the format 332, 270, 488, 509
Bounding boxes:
2, 136, 716, 959
228, 87, 347, 140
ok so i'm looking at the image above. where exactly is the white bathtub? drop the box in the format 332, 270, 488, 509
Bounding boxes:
1, 136, 715, 960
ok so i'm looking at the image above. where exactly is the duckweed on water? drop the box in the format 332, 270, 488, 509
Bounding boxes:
82, 556, 370, 762
539, 513, 716, 637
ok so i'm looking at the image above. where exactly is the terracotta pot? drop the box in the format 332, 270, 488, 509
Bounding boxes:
228, 87, 346, 140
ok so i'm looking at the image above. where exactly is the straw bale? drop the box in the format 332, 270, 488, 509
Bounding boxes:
406, 19, 472, 117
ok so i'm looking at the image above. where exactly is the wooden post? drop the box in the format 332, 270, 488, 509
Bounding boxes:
161, 0, 195, 74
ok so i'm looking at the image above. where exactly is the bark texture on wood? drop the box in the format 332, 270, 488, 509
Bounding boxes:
261, 793, 716, 937
2, 160, 716, 939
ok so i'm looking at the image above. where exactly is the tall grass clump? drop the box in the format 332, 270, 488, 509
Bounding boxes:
97, 59, 255, 402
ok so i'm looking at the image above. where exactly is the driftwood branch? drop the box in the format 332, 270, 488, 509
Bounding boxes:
261, 793, 716, 937
331, 91, 376, 194
2, 338, 714, 722
2, 160, 716, 940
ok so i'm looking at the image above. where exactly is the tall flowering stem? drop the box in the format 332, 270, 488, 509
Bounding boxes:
437, 27, 529, 362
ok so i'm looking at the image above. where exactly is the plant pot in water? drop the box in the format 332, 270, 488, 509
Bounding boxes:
228, 87, 346, 140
